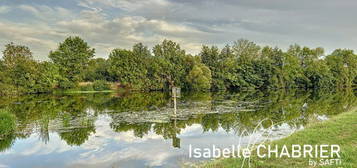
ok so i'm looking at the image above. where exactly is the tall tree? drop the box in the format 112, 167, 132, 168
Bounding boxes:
2, 43, 33, 68
108, 49, 147, 89
132, 43, 151, 58
232, 39, 261, 62
152, 40, 187, 88
49, 36, 95, 84
326, 49, 357, 87
186, 64, 212, 90
84, 58, 110, 81
1, 43, 38, 93
201, 45, 220, 68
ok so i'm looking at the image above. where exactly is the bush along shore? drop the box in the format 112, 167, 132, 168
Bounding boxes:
1, 37, 357, 96
201, 108, 357, 168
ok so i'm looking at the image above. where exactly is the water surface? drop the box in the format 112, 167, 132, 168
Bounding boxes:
0, 90, 356, 168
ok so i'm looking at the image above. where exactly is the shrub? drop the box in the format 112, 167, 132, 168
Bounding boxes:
58, 79, 77, 89
92, 80, 111, 91
79, 84, 94, 91
0, 83, 19, 96
0, 109, 16, 137
186, 64, 212, 91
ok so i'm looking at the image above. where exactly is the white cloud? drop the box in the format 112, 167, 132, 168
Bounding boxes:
69, 146, 174, 168
5, 133, 73, 156
1, 1, 209, 60
1, 0, 357, 60
82, 0, 170, 11
0, 6, 11, 14
56, 9, 209, 56
18, 4, 74, 22
0, 21, 66, 60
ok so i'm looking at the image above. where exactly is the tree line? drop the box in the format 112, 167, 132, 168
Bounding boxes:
0, 37, 356, 95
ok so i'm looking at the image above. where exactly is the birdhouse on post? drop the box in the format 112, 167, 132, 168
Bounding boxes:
172, 87, 181, 98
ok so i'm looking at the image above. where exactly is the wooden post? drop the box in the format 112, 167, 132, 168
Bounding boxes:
174, 97, 177, 116
172, 87, 177, 116
171, 87, 181, 148
172, 87, 180, 117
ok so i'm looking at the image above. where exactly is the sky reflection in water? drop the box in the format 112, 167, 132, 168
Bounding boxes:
0, 90, 356, 168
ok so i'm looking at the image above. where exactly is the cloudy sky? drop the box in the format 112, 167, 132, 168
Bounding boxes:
0, 0, 357, 60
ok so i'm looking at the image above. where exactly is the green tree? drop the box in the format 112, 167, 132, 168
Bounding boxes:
108, 49, 147, 89
326, 49, 357, 88
132, 43, 151, 58
284, 46, 309, 88
1, 43, 39, 93
186, 64, 212, 90
305, 60, 334, 88
152, 40, 187, 88
0, 60, 15, 95
84, 58, 110, 81
200, 45, 236, 90
32, 62, 62, 92
2, 42, 33, 68
49, 36, 95, 84
201, 45, 220, 68
232, 39, 261, 62
1, 43, 62, 94
260, 46, 285, 88
230, 40, 262, 89
287, 45, 324, 67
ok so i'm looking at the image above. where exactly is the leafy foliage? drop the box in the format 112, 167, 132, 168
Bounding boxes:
152, 40, 188, 88
108, 49, 147, 89
1, 38, 356, 95
0, 109, 16, 137
0, 89, 355, 149
49, 36, 95, 83
0, 43, 61, 94
92, 80, 111, 91
186, 64, 212, 90
83, 58, 110, 81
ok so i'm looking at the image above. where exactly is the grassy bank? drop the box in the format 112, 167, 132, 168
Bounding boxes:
202, 109, 357, 168
62, 90, 115, 94
0, 109, 16, 138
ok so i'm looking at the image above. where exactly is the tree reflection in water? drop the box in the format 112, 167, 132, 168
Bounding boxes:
0, 89, 356, 151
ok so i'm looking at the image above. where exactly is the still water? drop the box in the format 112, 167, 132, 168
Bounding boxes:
0, 90, 356, 168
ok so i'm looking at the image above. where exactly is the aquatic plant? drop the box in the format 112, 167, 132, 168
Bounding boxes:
0, 109, 16, 137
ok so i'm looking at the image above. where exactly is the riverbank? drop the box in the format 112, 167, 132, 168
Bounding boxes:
201, 108, 357, 168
